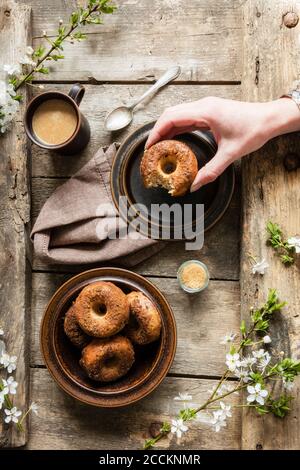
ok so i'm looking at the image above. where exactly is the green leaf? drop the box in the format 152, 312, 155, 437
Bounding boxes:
144, 438, 156, 450
12, 95, 23, 102
240, 320, 246, 337
255, 405, 269, 415
178, 407, 197, 422
241, 338, 253, 346
161, 421, 171, 433
73, 31, 87, 41
70, 11, 79, 26
267, 395, 293, 418
49, 54, 65, 61
58, 25, 66, 36
249, 372, 264, 384
34, 45, 46, 58
36, 67, 49, 74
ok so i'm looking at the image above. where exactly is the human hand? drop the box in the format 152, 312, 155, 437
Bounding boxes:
145, 97, 300, 191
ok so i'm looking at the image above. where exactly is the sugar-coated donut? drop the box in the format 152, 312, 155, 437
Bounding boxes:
75, 281, 129, 338
64, 303, 90, 349
124, 291, 162, 345
140, 140, 198, 197
80, 335, 135, 382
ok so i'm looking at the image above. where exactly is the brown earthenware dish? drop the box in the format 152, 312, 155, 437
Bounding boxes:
40, 268, 177, 407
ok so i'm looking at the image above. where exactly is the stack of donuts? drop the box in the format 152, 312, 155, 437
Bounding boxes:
64, 281, 162, 383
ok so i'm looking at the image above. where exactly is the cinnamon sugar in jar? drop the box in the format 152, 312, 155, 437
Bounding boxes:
177, 260, 209, 293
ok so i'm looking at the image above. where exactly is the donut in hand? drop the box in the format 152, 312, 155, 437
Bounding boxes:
140, 140, 198, 197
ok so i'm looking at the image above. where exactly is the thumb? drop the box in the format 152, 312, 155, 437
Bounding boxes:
190, 150, 231, 192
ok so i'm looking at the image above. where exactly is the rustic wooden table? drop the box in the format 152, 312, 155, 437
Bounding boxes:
0, 0, 299, 450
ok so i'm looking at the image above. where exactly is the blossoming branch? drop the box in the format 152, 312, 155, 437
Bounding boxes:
0, 328, 38, 431
143, 289, 300, 449
0, 0, 116, 133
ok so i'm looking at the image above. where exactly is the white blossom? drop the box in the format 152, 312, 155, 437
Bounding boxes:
211, 410, 227, 432
26, 46, 34, 56
2, 376, 18, 395
257, 352, 271, 371
0, 392, 5, 409
220, 333, 236, 345
31, 402, 39, 415
208, 383, 239, 397
240, 356, 256, 368
235, 368, 251, 383
4, 407, 22, 424
19, 55, 36, 67
252, 349, 266, 360
288, 236, 300, 254
283, 378, 294, 391
263, 335, 271, 344
247, 383, 268, 405
252, 258, 269, 275
174, 392, 192, 403
3, 63, 21, 77
0, 79, 20, 133
219, 401, 232, 418
170, 418, 188, 439
225, 353, 241, 372
0, 353, 17, 373
0, 328, 4, 336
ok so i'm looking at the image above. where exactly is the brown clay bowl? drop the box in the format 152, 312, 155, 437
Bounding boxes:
40, 267, 177, 407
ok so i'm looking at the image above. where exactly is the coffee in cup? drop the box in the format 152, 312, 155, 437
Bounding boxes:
25, 84, 90, 155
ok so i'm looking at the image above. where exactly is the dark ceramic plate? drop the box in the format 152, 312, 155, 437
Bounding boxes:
40, 268, 176, 407
111, 122, 235, 240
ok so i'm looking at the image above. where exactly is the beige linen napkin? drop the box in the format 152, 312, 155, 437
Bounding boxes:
31, 144, 164, 266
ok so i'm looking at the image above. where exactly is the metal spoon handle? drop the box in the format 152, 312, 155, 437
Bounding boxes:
130, 66, 181, 109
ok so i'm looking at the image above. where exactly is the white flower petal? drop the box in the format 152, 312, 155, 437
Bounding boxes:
247, 395, 255, 403
256, 395, 265, 406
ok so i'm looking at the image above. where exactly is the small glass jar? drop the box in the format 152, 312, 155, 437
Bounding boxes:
177, 260, 210, 294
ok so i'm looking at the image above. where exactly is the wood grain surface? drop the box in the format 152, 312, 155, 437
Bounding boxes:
18, 0, 243, 82
241, 0, 300, 450
27, 369, 241, 450
4, 0, 249, 450
0, 0, 31, 448
0, 0, 31, 447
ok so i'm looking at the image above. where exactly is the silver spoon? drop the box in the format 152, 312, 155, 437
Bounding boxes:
105, 66, 181, 131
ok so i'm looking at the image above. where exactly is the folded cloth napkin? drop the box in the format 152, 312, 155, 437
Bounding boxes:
31, 144, 164, 266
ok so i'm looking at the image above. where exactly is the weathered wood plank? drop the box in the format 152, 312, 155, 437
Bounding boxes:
31, 84, 241, 178
0, 0, 31, 448
31, 176, 240, 279
18, 0, 243, 82
27, 368, 241, 449
31, 273, 240, 376
241, 0, 300, 450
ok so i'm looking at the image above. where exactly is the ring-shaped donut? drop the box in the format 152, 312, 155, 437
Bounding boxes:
80, 336, 135, 382
140, 140, 198, 197
75, 281, 129, 338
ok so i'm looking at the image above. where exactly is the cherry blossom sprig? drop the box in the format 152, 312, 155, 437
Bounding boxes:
0, 328, 38, 431
0, 0, 116, 133
143, 289, 300, 449
267, 222, 300, 265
